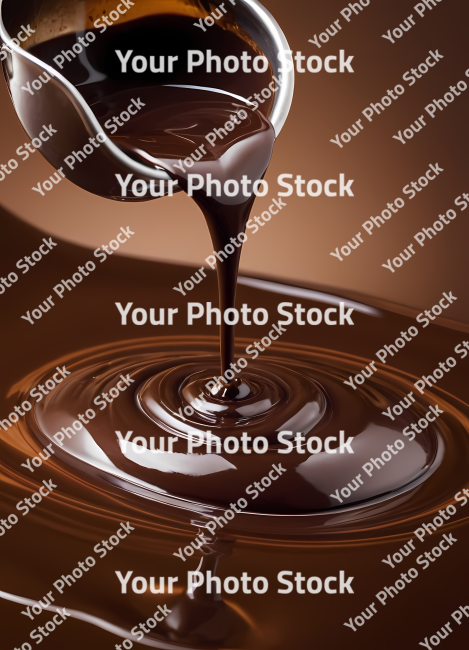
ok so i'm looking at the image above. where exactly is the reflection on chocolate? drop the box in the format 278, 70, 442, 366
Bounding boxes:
27, 13, 274, 118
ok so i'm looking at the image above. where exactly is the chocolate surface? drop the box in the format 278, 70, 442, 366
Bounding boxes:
1, 9, 468, 650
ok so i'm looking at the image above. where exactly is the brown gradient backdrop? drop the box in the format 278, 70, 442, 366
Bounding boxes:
1, 0, 468, 318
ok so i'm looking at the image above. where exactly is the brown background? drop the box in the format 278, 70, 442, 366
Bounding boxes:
1, 0, 468, 320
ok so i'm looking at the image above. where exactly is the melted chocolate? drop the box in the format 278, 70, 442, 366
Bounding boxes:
19, 12, 449, 517
1, 10, 468, 650
31, 14, 276, 383
1, 209, 469, 649
27, 16, 440, 514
